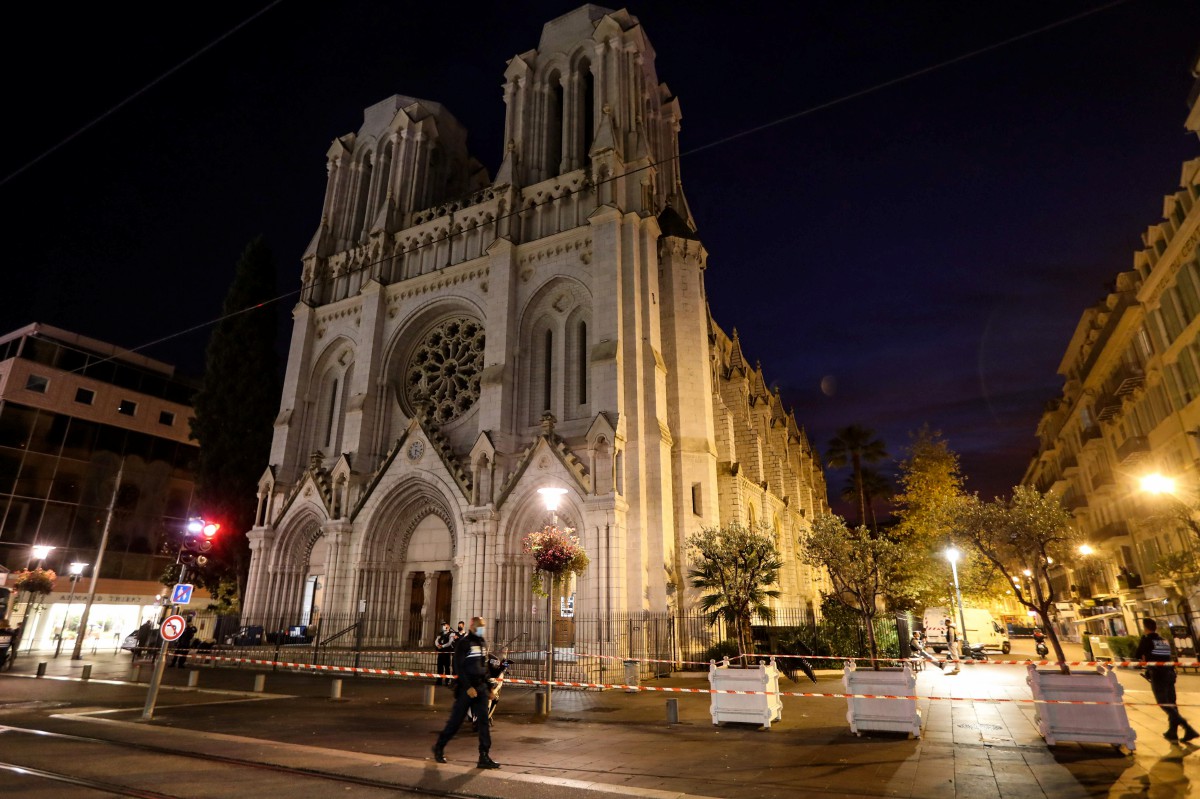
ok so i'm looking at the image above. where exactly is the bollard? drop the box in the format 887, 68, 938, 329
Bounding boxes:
253, 673, 266, 693
534, 691, 549, 716
422, 685, 436, 706
36, 662, 47, 678
187, 670, 199, 688
666, 698, 679, 725
81, 665, 92, 681
330, 679, 343, 700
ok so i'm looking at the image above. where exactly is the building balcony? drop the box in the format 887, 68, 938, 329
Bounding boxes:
1079, 425, 1103, 448
1111, 362, 1146, 396
1092, 470, 1116, 491
1062, 489, 1089, 511
1115, 435, 1150, 465
1095, 394, 1124, 422
1061, 453, 1079, 473
1092, 519, 1130, 542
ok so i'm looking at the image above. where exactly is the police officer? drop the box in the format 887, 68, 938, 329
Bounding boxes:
433, 621, 455, 686
432, 616, 500, 769
1136, 618, 1198, 743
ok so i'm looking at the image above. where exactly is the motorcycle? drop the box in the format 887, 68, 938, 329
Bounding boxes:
1033, 630, 1049, 657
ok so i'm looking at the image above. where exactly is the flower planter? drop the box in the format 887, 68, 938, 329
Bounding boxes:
708, 657, 783, 728
1026, 664, 1135, 751
843, 662, 921, 738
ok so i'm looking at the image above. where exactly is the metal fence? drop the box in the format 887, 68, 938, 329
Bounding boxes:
179, 608, 900, 685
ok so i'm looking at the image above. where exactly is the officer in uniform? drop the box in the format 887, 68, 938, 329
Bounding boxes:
1136, 618, 1198, 743
432, 616, 500, 769
434, 621, 456, 686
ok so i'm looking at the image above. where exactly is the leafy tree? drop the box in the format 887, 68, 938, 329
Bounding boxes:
840, 466, 892, 531
956, 487, 1079, 673
890, 427, 1001, 610
826, 425, 888, 528
802, 513, 906, 668
687, 523, 782, 659
189, 238, 280, 601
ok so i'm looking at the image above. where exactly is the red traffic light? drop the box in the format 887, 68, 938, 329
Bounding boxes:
201, 523, 221, 539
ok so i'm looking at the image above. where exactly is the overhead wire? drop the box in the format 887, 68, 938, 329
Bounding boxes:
22, 0, 1130, 372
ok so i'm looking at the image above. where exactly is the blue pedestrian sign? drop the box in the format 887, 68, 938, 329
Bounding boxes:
171, 583, 194, 605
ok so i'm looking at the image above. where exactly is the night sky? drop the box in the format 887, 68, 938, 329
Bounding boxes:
3, 1, 1199, 509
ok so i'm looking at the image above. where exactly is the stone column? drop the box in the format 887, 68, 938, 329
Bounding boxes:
242, 526, 276, 619
420, 572, 435, 645
320, 522, 352, 615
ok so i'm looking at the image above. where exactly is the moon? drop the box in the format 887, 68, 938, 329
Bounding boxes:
820, 375, 837, 396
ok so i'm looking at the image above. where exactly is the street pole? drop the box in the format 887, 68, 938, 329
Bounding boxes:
73, 457, 124, 660
950, 558, 970, 656
546, 572, 555, 713
53, 569, 84, 658
142, 563, 186, 721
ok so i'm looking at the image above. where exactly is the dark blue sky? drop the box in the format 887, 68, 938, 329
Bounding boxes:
2, 1, 1199, 507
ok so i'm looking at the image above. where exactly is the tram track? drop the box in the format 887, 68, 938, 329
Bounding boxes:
0, 723, 484, 799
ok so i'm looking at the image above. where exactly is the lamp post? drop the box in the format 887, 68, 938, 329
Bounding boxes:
945, 546, 970, 660
28, 544, 55, 570
54, 562, 88, 658
537, 486, 568, 714
21, 544, 58, 647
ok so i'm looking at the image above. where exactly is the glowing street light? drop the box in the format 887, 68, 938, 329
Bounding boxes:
28, 544, 55, 569
54, 562, 88, 658
1140, 473, 1176, 495
944, 546, 970, 662
536, 486, 569, 714
1078, 544, 1094, 556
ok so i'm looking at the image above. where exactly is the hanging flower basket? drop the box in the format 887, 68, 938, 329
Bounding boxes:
13, 568, 57, 595
523, 526, 589, 597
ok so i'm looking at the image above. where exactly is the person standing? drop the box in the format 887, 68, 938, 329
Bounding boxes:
945, 619, 961, 674
434, 621, 455, 686
433, 616, 500, 769
170, 618, 197, 668
1136, 618, 1198, 743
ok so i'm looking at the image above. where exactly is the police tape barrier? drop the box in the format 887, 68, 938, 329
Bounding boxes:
577, 649, 1200, 670
178, 651, 1200, 708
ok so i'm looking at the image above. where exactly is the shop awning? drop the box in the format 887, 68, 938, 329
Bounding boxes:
1071, 611, 1124, 624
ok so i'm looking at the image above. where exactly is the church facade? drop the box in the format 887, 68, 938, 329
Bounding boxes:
242, 5, 829, 643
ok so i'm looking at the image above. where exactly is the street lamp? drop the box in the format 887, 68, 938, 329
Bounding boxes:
537, 486, 568, 713
944, 546, 970, 661
54, 562, 88, 658
28, 544, 55, 569
1140, 473, 1177, 495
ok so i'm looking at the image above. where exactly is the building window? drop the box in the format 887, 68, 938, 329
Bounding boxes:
25, 374, 49, 393
543, 329, 554, 412
75, 387, 95, 405
325, 379, 339, 447
577, 320, 588, 405
158, 410, 176, 426
117, 399, 137, 416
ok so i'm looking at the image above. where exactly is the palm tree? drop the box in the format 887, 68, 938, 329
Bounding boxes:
827, 425, 889, 528
687, 523, 782, 659
840, 466, 892, 531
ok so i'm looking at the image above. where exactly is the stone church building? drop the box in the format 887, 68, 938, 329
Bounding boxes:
242, 6, 830, 643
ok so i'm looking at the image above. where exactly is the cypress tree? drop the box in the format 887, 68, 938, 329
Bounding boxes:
188, 237, 280, 603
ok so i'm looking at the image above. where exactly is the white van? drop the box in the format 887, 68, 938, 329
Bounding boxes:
922, 607, 1011, 654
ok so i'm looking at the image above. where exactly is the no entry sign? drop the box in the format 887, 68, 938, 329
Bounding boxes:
160, 614, 186, 642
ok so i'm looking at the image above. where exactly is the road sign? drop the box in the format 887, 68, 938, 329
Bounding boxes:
160, 614, 186, 642
171, 583, 194, 605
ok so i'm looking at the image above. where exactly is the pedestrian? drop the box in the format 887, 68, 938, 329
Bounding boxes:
135, 619, 154, 660
432, 616, 500, 769
170, 618, 197, 668
910, 630, 943, 671
434, 621, 455, 686
945, 619, 961, 674
1136, 618, 1198, 743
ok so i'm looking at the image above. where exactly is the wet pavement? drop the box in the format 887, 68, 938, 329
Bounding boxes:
2, 639, 1200, 798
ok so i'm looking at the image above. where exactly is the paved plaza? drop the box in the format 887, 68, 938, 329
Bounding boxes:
2, 638, 1199, 798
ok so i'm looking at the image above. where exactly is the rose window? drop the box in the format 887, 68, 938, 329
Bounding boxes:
406, 318, 485, 423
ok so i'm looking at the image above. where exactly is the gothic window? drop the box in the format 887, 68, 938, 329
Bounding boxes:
324, 379, 340, 447
577, 320, 588, 405
546, 72, 563, 177
350, 154, 374, 241
543, 329, 554, 412
405, 318, 485, 424
582, 66, 595, 158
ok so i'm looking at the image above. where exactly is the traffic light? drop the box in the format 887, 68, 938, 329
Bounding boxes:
180, 518, 220, 567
